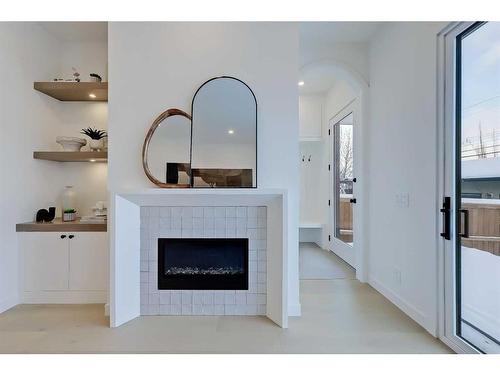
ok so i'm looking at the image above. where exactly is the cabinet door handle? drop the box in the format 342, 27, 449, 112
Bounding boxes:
350, 198, 357, 204
60, 235, 66, 239
68, 235, 75, 239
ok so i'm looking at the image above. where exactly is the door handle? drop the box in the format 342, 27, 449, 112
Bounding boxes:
68, 234, 75, 239
459, 209, 470, 238
60, 234, 66, 239
440, 197, 451, 240
350, 198, 357, 204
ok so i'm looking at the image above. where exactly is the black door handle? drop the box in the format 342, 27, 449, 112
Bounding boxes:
459, 209, 469, 238
440, 197, 451, 240
60, 235, 66, 239
350, 198, 357, 204
68, 235, 75, 239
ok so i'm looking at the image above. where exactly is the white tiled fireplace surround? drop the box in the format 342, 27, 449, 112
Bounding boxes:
140, 206, 267, 316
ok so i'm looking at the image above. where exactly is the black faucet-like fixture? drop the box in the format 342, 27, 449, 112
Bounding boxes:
36, 207, 56, 223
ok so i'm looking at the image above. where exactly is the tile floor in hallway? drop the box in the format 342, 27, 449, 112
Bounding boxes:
0, 243, 452, 354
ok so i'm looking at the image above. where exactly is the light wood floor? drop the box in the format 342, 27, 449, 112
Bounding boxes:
0, 279, 452, 353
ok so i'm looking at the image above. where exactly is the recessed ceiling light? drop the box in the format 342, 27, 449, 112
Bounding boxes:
89, 93, 96, 99
228, 129, 235, 134
298, 81, 305, 86
89, 159, 96, 162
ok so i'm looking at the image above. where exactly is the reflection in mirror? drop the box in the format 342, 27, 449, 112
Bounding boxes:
191, 77, 257, 188
143, 109, 191, 187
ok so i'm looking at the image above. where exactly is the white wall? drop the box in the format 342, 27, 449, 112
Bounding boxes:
108, 22, 301, 315
367, 22, 448, 335
0, 23, 63, 312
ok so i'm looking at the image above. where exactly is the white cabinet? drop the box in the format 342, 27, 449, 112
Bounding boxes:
69, 233, 108, 291
19, 232, 108, 303
299, 95, 323, 140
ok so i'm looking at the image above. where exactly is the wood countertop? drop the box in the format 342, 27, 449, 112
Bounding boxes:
16, 218, 107, 232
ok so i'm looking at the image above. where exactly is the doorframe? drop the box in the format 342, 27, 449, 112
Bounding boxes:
328, 98, 366, 279
437, 21, 481, 354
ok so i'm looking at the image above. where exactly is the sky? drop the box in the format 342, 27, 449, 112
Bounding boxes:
462, 22, 500, 151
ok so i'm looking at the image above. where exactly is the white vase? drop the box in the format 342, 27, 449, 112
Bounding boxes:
89, 139, 104, 151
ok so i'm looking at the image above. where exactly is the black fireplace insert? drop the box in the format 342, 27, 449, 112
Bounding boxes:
158, 238, 248, 290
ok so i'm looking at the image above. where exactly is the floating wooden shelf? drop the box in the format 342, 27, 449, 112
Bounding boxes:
33, 151, 107, 162
16, 217, 107, 232
34, 81, 108, 102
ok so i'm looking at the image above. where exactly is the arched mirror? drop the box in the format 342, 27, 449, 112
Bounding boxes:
142, 108, 191, 188
191, 77, 257, 188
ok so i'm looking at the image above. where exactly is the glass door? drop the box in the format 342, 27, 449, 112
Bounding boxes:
331, 110, 356, 267
443, 21, 500, 353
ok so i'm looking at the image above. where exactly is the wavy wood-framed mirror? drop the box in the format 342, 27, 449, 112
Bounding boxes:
142, 108, 192, 188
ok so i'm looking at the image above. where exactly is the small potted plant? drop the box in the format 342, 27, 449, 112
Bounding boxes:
81, 127, 107, 151
63, 208, 77, 222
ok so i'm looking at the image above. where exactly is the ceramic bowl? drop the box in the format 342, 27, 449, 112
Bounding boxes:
56, 136, 87, 151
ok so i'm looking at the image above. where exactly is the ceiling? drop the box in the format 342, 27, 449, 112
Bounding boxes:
299, 22, 382, 45
299, 64, 340, 95
38, 22, 107, 43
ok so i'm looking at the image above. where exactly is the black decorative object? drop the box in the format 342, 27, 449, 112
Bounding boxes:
36, 207, 56, 223
166, 162, 179, 184
81, 127, 107, 140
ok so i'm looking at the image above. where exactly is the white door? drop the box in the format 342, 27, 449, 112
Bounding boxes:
441, 21, 500, 353
329, 102, 358, 267
22, 232, 69, 291
69, 232, 108, 291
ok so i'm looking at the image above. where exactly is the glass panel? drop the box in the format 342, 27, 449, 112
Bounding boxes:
458, 22, 500, 353
334, 112, 354, 246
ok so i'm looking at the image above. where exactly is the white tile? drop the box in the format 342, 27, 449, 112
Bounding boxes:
192, 305, 203, 315
182, 229, 193, 238
225, 305, 236, 315
148, 261, 156, 272
258, 229, 267, 240
247, 207, 258, 218
149, 293, 159, 305
193, 217, 203, 229
140, 216, 149, 229
249, 261, 257, 274
171, 216, 182, 229
201, 305, 214, 315
258, 272, 267, 283
248, 272, 257, 283
148, 271, 156, 284
214, 305, 225, 315
256, 240, 267, 250
171, 304, 181, 315
141, 250, 149, 261
171, 291, 181, 305
149, 217, 160, 229
258, 207, 266, 218
193, 292, 203, 305
234, 305, 246, 315
149, 207, 160, 217
236, 207, 247, 218
171, 207, 182, 217
159, 217, 171, 229
214, 292, 225, 305
140, 284, 149, 294
214, 207, 226, 218
215, 227, 226, 237
149, 304, 159, 315
247, 228, 259, 239
226, 218, 236, 229
193, 207, 204, 217
226, 227, 236, 237
247, 217, 258, 229
140, 272, 148, 283
249, 240, 258, 250
225, 207, 236, 218
248, 283, 257, 293
257, 250, 267, 261
249, 250, 257, 261
169, 229, 181, 237
235, 293, 246, 305
140, 305, 149, 315
182, 305, 193, 315
204, 217, 214, 229
257, 305, 266, 315
236, 217, 247, 229
257, 216, 266, 228
182, 207, 193, 219
258, 283, 266, 293
224, 294, 235, 305
140, 293, 148, 305
202, 292, 214, 305
215, 217, 225, 230
246, 305, 258, 315
258, 261, 267, 273
160, 207, 171, 218
182, 217, 193, 229
140, 207, 150, 218
257, 294, 266, 304
246, 294, 258, 305
204, 228, 215, 237
182, 291, 193, 305
193, 228, 204, 238
160, 305, 171, 315
160, 292, 171, 305
140, 237, 150, 251
203, 207, 214, 218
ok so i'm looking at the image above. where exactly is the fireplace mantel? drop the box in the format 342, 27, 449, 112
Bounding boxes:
109, 188, 288, 328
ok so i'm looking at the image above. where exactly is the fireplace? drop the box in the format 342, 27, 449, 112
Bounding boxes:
158, 238, 249, 290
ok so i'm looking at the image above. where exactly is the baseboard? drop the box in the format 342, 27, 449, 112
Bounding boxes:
288, 303, 301, 317
104, 303, 110, 316
0, 295, 19, 313
369, 277, 434, 335
22, 290, 107, 304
